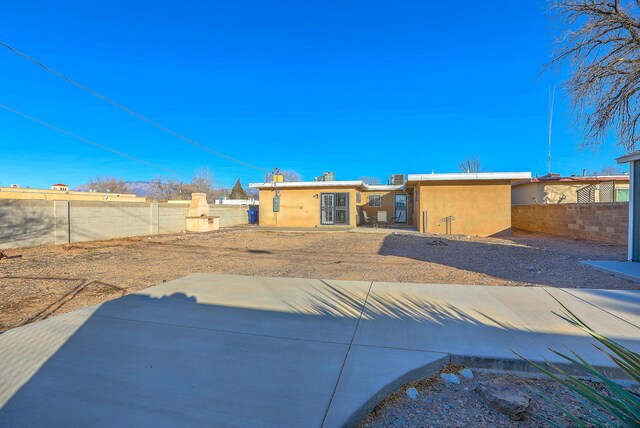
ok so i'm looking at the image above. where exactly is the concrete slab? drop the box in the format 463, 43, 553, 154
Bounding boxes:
0, 315, 349, 428
91, 274, 371, 344
354, 282, 640, 370
551, 288, 640, 328
321, 346, 448, 428
582, 260, 640, 283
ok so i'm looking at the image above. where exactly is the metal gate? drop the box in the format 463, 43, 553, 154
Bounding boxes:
321, 193, 349, 225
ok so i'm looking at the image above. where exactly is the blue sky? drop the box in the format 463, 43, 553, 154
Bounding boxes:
0, 0, 629, 189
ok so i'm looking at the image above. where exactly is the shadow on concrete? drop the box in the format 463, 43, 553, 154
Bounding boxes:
378, 233, 620, 288
1, 280, 638, 426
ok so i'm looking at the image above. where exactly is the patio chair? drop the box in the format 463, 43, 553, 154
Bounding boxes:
362, 211, 377, 227
377, 211, 389, 227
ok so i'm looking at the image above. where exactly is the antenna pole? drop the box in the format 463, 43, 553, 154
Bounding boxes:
548, 85, 555, 174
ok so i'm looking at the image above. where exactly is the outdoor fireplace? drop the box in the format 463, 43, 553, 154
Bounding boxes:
185, 193, 220, 232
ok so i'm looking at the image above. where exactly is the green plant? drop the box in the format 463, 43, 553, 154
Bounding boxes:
516, 297, 640, 427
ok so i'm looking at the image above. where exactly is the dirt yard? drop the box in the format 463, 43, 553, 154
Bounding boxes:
0, 226, 634, 331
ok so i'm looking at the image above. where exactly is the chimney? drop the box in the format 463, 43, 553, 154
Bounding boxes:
582, 169, 587, 177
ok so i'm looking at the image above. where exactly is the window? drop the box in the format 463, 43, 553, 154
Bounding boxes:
616, 188, 630, 202
368, 194, 381, 207
356, 191, 362, 204
321, 192, 350, 225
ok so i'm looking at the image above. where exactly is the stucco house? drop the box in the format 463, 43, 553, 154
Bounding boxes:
250, 171, 530, 237
512, 173, 630, 205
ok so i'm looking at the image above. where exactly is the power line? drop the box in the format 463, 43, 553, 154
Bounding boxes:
0, 103, 183, 176
0, 41, 270, 173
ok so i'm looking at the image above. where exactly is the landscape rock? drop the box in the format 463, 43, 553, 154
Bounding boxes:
405, 387, 419, 400
477, 377, 530, 420
439, 373, 461, 385
458, 368, 474, 379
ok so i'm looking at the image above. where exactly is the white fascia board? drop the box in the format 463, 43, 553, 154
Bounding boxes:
249, 180, 365, 189
407, 172, 532, 182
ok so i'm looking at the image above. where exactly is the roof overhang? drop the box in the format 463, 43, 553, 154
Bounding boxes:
616, 151, 640, 164
407, 172, 531, 183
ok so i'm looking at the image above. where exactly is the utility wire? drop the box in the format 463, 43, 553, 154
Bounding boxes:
0, 41, 270, 173
0, 103, 183, 176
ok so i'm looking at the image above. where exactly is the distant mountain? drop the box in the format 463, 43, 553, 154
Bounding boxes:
73, 181, 154, 197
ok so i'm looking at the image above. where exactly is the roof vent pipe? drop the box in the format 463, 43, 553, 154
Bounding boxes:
583, 168, 587, 177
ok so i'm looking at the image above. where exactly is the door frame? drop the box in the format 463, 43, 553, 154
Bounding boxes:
320, 192, 350, 226
394, 193, 408, 224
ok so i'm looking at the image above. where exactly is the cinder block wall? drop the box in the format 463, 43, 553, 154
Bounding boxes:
0, 200, 251, 249
0, 200, 56, 249
209, 205, 250, 228
511, 203, 628, 244
69, 202, 152, 243
158, 204, 189, 234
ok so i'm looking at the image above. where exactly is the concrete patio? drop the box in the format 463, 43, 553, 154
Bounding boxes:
0, 274, 638, 427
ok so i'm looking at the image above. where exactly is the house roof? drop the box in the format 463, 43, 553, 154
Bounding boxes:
512, 174, 629, 187
407, 172, 531, 182
51, 183, 68, 187
248, 181, 405, 191
617, 150, 640, 164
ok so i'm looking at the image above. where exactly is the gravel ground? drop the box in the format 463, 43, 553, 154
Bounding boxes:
0, 226, 635, 331
359, 366, 637, 428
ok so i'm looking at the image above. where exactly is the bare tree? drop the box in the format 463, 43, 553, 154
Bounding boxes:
548, 1, 640, 151
150, 168, 228, 201
150, 177, 188, 201
266, 170, 302, 182
457, 155, 481, 173
88, 176, 129, 193
358, 176, 382, 185
591, 165, 625, 175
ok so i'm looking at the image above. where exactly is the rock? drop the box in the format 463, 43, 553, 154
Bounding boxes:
0, 251, 5, 260
459, 368, 474, 379
439, 373, 461, 384
477, 378, 530, 420
405, 387, 419, 400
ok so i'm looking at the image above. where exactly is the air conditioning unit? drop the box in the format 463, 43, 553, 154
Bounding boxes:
315, 172, 335, 182
389, 174, 405, 185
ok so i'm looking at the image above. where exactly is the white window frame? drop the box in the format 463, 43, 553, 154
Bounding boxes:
368, 194, 381, 207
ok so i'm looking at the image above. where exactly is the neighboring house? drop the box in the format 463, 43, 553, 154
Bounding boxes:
249, 171, 530, 236
0, 186, 147, 202
512, 173, 630, 205
51, 183, 69, 191
616, 152, 640, 261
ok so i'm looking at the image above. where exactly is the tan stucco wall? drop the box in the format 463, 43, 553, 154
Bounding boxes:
512, 181, 630, 205
414, 180, 512, 236
0, 187, 146, 202
359, 190, 412, 225
258, 187, 359, 227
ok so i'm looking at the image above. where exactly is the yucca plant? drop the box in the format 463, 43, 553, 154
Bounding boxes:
516, 297, 640, 427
